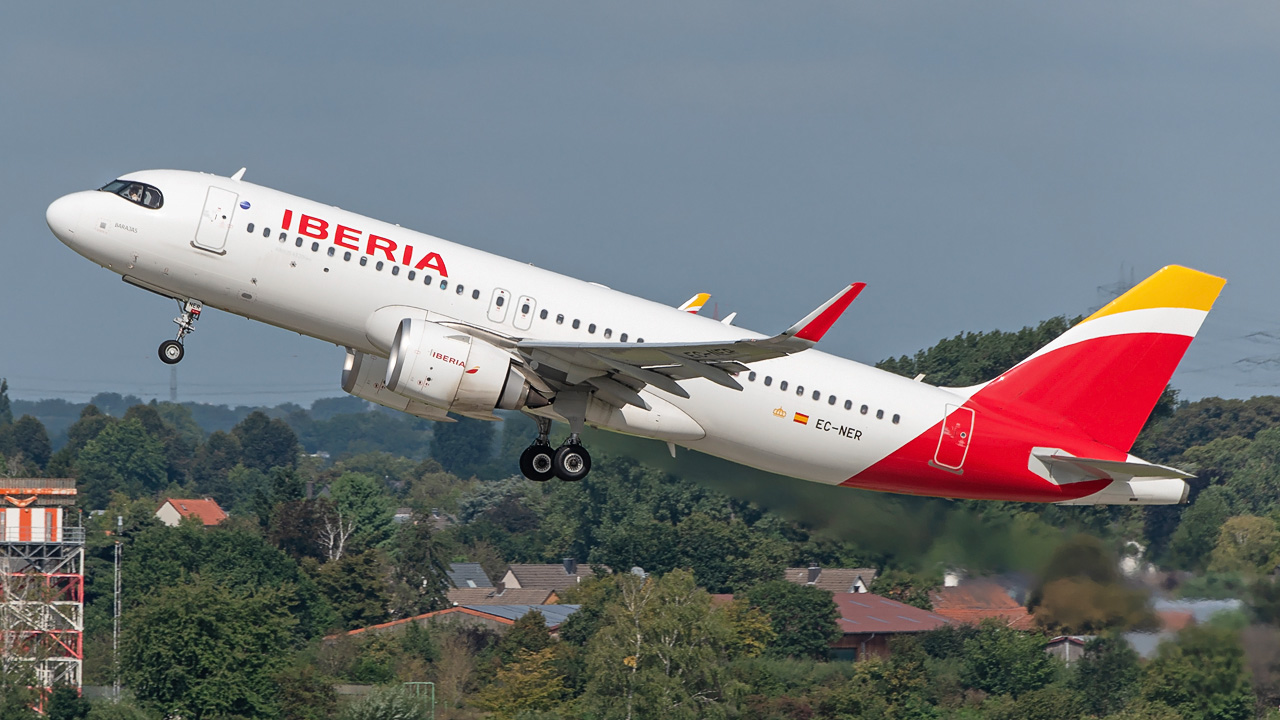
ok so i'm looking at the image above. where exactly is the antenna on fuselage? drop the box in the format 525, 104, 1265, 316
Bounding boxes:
230, 167, 246, 181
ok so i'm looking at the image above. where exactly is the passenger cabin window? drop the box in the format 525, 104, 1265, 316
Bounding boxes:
246, 223, 255, 233
844, 400, 853, 410
764, 376, 772, 386
620, 333, 628, 342
748, 371, 757, 382
780, 381, 789, 391
99, 180, 163, 209
876, 409, 885, 419
572, 319, 581, 329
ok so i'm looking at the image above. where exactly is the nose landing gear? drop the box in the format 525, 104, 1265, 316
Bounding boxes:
158, 299, 202, 365
519, 414, 593, 482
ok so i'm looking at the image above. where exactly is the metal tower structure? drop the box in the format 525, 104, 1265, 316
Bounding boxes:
0, 478, 83, 711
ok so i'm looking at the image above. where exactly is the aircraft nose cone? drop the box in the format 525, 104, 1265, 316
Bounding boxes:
46, 194, 81, 243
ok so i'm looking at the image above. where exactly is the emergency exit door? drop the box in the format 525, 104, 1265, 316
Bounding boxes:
933, 405, 975, 472
193, 186, 238, 254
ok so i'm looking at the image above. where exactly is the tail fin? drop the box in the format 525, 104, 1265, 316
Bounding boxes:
971, 265, 1225, 452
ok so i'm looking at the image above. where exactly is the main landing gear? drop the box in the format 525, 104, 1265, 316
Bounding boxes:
519, 415, 592, 482
158, 299, 202, 365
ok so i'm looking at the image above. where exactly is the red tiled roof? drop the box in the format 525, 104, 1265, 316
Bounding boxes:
833, 593, 951, 634
1158, 610, 1195, 632
159, 498, 227, 526
930, 580, 1037, 631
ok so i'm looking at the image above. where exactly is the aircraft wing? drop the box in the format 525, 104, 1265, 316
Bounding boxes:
516, 283, 864, 404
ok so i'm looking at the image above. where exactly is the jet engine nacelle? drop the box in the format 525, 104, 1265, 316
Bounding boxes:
386, 318, 532, 415
341, 348, 454, 422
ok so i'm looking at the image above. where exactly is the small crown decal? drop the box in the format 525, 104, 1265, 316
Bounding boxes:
773, 408, 786, 418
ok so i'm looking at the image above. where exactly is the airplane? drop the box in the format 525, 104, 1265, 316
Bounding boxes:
45, 169, 1225, 505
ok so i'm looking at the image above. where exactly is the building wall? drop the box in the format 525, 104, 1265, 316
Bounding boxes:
830, 633, 893, 661
155, 504, 183, 527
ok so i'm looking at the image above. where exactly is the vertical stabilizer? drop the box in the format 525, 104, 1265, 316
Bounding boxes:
970, 265, 1225, 452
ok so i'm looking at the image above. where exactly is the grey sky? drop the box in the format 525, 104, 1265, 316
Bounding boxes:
3, 3, 1278, 405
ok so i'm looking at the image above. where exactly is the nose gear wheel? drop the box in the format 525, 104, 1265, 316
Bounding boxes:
158, 299, 202, 365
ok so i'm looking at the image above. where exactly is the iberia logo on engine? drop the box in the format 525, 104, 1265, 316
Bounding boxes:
280, 209, 448, 277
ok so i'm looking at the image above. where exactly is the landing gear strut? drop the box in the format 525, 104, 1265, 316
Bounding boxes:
158, 299, 202, 365
519, 413, 592, 482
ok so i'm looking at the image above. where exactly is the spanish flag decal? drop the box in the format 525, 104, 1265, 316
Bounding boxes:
793, 412, 809, 425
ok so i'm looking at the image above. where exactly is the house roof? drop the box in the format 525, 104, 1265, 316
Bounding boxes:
833, 593, 951, 634
447, 562, 494, 589
506, 563, 597, 590
929, 579, 1037, 631
448, 587, 556, 606
784, 567, 878, 594
158, 498, 227, 526
327, 604, 580, 640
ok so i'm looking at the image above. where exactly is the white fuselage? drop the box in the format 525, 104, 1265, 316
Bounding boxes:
47, 169, 958, 488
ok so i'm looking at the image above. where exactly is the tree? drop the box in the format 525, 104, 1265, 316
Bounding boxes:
388, 513, 450, 618
876, 316, 1076, 386
1208, 515, 1280, 576
743, 580, 840, 660
1028, 534, 1154, 634
960, 619, 1054, 698
123, 522, 336, 639
75, 418, 167, 509
314, 550, 392, 630
42, 686, 90, 720
1141, 625, 1254, 720
472, 648, 567, 719
337, 686, 430, 720
1168, 486, 1236, 570
429, 417, 494, 479
232, 410, 299, 471
1071, 635, 1141, 716
329, 472, 395, 552
581, 570, 741, 720
0, 379, 11, 425
0, 416, 52, 470
120, 577, 298, 719
188, 430, 242, 497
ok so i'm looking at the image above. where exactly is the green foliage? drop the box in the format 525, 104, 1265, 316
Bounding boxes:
497, 610, 554, 663
744, 580, 840, 660
43, 686, 90, 720
0, 415, 52, 470
1209, 515, 1280, 575
429, 416, 494, 478
1138, 395, 1280, 464
581, 570, 741, 719
337, 686, 431, 720
873, 568, 937, 610
124, 522, 336, 638
232, 410, 299, 471
121, 577, 299, 719
876, 316, 1077, 386
0, 378, 11, 425
75, 417, 167, 509
959, 620, 1055, 698
1141, 624, 1254, 720
1071, 635, 1141, 716
472, 648, 567, 719
315, 550, 393, 630
1168, 485, 1236, 571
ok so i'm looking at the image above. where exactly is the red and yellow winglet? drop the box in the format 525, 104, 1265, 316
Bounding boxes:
787, 282, 866, 343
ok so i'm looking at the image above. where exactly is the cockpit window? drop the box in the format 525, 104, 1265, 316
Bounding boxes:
99, 180, 163, 209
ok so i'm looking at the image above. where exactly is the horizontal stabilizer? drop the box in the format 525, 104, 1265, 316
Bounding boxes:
1034, 451, 1194, 483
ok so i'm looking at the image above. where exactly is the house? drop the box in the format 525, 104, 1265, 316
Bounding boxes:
1045, 635, 1093, 665
447, 585, 558, 606
784, 564, 877, 594
325, 604, 580, 641
830, 593, 951, 661
155, 498, 227, 527
503, 558, 597, 591
447, 562, 494, 589
929, 578, 1037, 630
